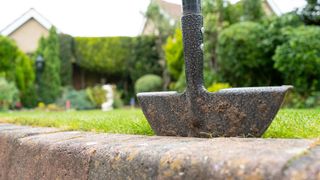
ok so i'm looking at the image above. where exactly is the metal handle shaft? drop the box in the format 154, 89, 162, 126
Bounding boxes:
182, 0, 201, 15
181, 0, 204, 95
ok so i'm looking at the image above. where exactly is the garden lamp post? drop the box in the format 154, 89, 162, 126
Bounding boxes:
35, 55, 45, 86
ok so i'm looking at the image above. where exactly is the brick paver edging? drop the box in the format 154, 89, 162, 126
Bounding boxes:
0, 124, 319, 180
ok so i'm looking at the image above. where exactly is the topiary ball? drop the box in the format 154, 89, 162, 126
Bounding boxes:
135, 74, 163, 93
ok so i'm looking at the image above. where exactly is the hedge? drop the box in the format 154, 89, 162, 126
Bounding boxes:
217, 22, 274, 87
74, 36, 161, 80
273, 26, 320, 94
74, 37, 133, 77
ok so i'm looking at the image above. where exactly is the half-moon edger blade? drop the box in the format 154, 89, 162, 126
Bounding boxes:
138, 86, 292, 138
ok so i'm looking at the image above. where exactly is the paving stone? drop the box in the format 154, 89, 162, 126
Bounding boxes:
282, 139, 320, 180
0, 124, 319, 180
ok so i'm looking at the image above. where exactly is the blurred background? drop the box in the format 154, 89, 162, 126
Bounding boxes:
0, 0, 319, 111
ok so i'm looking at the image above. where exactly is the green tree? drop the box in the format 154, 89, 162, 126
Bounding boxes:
0, 36, 36, 107
39, 27, 61, 103
0, 36, 18, 81
300, 0, 320, 25
164, 28, 184, 81
145, 1, 176, 89
202, 0, 242, 86
15, 51, 37, 107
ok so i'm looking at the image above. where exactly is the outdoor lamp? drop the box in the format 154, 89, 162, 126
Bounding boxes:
36, 55, 45, 71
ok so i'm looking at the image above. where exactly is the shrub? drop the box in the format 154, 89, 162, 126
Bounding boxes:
57, 88, 94, 110
283, 91, 320, 108
207, 83, 231, 92
273, 26, 320, 94
172, 68, 186, 92
164, 28, 184, 81
86, 85, 106, 108
135, 74, 163, 93
112, 86, 124, 109
0, 78, 19, 110
217, 22, 278, 87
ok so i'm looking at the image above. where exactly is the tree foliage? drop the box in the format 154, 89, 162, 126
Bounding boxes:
164, 28, 184, 81
145, 1, 177, 89
38, 27, 61, 103
75, 37, 133, 77
129, 36, 161, 83
300, 0, 320, 25
202, 0, 243, 86
59, 34, 75, 86
217, 22, 276, 86
242, 0, 264, 21
75, 36, 161, 79
273, 26, 320, 94
0, 36, 18, 81
0, 36, 36, 107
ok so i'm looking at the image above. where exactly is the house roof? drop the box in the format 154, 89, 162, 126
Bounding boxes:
266, 0, 306, 16
0, 8, 52, 36
155, 0, 181, 20
140, 0, 182, 35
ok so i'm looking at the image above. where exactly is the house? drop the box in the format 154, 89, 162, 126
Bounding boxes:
141, 0, 182, 35
0, 8, 52, 53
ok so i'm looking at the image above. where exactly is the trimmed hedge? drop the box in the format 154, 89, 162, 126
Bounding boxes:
75, 37, 133, 77
59, 34, 74, 86
135, 74, 163, 93
129, 36, 161, 83
74, 36, 161, 80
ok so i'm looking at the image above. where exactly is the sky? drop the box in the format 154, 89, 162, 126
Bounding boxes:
0, 0, 306, 37
0, 0, 153, 37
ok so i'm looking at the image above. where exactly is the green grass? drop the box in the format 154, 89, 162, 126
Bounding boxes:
0, 109, 154, 136
0, 108, 319, 138
263, 109, 320, 138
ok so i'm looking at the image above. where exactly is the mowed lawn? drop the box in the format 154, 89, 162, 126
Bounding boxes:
0, 108, 319, 138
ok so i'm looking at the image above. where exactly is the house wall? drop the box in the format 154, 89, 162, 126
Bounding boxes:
9, 18, 49, 53
142, 20, 158, 35
263, 1, 275, 16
